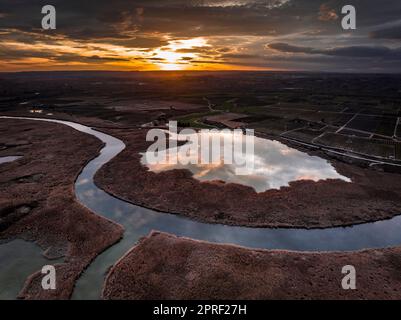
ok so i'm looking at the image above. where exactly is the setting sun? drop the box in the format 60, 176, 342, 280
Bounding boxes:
150, 38, 209, 70
2, 0, 401, 304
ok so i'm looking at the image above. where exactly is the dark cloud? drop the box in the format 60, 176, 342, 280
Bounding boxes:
58, 54, 130, 63
175, 47, 215, 54
107, 37, 169, 49
268, 43, 316, 54
327, 46, 401, 59
221, 53, 261, 59
1, 0, 401, 71
0, 0, 341, 39
370, 25, 401, 40
268, 43, 401, 60
0, 44, 54, 60
0, 0, 400, 38
181, 57, 194, 61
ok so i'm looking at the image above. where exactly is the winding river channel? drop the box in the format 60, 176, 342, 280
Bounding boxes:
1, 116, 401, 299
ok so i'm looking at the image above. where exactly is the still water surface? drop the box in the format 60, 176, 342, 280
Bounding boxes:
1, 116, 401, 300
141, 130, 350, 192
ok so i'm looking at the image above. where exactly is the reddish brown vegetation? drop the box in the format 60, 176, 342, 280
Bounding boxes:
0, 119, 123, 299
103, 231, 401, 300
96, 128, 401, 228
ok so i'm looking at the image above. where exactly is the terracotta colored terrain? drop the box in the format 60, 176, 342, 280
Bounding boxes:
95, 127, 401, 228
103, 231, 401, 300
0, 119, 123, 299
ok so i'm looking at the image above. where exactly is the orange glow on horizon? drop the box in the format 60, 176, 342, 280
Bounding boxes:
1, 35, 278, 72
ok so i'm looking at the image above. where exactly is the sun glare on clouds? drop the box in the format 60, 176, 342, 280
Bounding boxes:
150, 38, 209, 70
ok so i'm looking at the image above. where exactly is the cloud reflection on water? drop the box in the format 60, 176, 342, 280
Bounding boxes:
141, 132, 351, 192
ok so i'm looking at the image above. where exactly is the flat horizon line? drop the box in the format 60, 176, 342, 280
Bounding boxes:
1, 69, 400, 75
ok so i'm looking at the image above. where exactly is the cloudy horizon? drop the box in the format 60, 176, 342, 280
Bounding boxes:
1, 0, 401, 72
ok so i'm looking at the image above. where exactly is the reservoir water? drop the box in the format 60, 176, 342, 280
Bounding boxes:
141, 129, 350, 192
1, 116, 401, 299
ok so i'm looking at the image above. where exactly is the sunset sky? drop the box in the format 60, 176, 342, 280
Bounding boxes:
1, 0, 401, 72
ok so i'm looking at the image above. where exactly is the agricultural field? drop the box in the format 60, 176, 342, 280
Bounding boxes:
315, 133, 397, 159
345, 115, 398, 137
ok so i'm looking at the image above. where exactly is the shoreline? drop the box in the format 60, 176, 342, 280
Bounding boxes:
2, 114, 401, 300
94, 126, 401, 229
102, 231, 401, 300
0, 118, 123, 299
